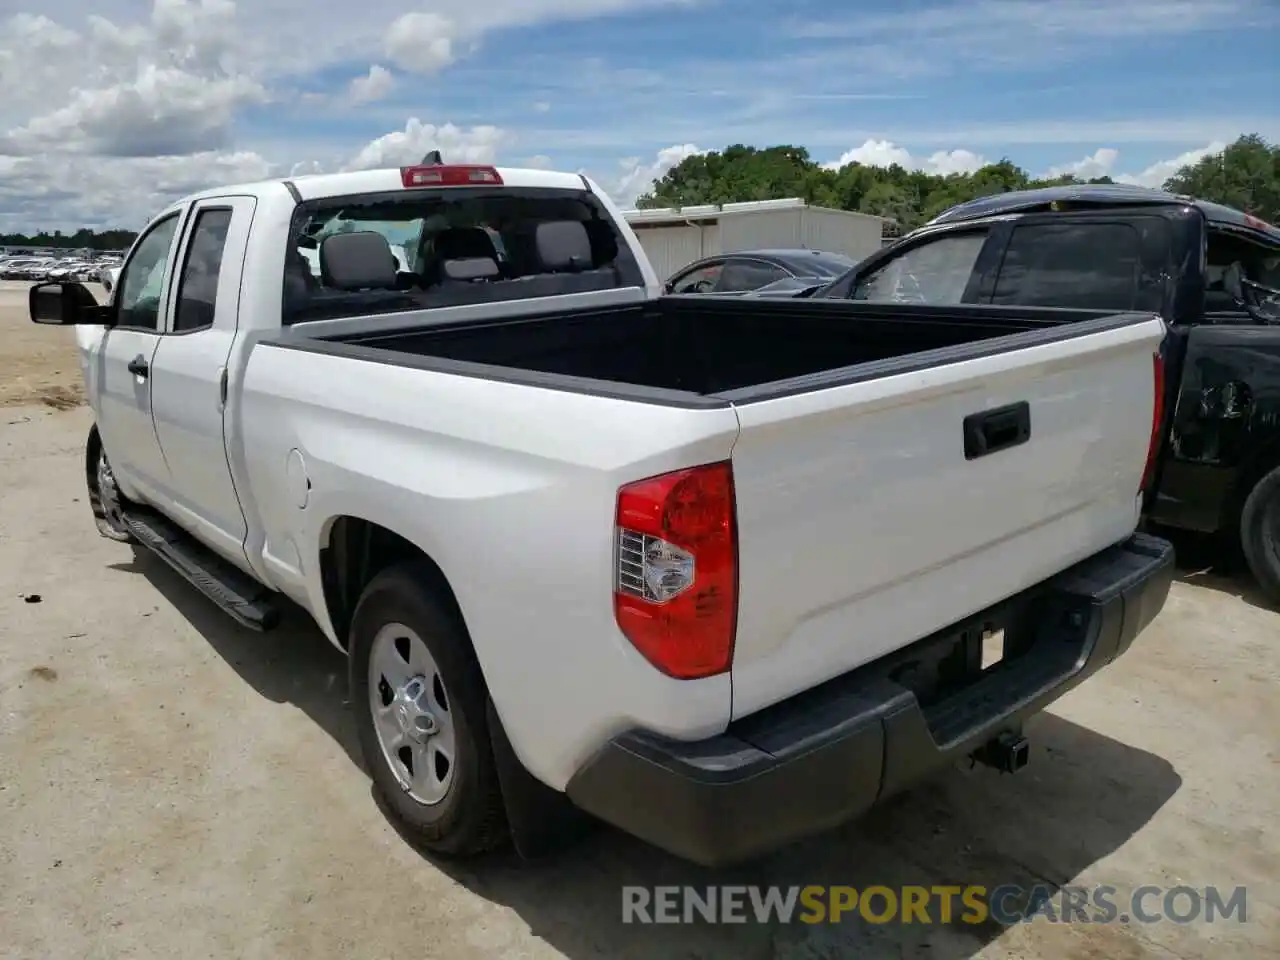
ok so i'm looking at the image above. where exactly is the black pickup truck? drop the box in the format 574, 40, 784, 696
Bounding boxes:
794, 184, 1280, 604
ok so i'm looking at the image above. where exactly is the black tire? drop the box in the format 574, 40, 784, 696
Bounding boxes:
1240, 464, 1280, 607
349, 561, 507, 857
86, 425, 134, 543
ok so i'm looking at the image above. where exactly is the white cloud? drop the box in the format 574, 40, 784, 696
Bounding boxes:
4, 67, 265, 156
0, 151, 274, 232
924, 149, 987, 176
384, 13, 457, 73
343, 117, 505, 170
347, 65, 396, 104
822, 139, 1233, 193
1045, 147, 1120, 181
605, 143, 705, 207
1042, 141, 1227, 188
1116, 142, 1227, 189
825, 139, 987, 175
1, 2, 262, 156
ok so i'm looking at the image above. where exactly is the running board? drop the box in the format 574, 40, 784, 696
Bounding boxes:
120, 505, 282, 632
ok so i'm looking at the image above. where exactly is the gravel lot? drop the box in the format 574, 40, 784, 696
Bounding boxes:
1, 281, 1277, 959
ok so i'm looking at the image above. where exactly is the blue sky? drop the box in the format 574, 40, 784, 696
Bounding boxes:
252, 0, 1280, 179
1, 0, 1278, 229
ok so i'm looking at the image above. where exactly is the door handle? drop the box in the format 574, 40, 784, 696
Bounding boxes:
127, 355, 149, 378
963, 402, 1030, 460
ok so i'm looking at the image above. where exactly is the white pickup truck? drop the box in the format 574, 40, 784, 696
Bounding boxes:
31, 161, 1175, 867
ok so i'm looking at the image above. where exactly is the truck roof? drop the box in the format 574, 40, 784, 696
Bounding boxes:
928, 183, 1280, 245
180, 165, 592, 205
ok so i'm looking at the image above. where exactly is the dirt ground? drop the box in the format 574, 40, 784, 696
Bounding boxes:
1, 289, 1278, 959
0, 281, 104, 410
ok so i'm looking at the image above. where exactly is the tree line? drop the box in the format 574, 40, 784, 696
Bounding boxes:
2, 135, 1276, 249
0, 226, 137, 251
636, 134, 1280, 233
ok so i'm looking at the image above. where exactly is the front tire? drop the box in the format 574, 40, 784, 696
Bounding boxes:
86, 427, 133, 543
1240, 464, 1280, 606
349, 562, 507, 857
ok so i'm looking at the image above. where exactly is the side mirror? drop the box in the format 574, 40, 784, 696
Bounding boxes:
29, 281, 109, 325
1222, 262, 1245, 303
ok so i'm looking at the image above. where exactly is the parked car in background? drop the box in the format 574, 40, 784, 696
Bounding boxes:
1, 253, 125, 283
1, 257, 58, 280
807, 183, 1280, 604
664, 248, 855, 295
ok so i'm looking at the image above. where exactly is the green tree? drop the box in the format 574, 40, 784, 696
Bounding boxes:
1163, 134, 1280, 221
0, 227, 136, 251
635, 134, 1280, 232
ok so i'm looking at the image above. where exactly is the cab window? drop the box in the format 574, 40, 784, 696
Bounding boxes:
991, 221, 1143, 310
173, 209, 232, 332
670, 262, 724, 293
851, 231, 988, 304
116, 214, 181, 330
718, 260, 789, 292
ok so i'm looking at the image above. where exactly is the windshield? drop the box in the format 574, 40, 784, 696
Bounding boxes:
284, 187, 644, 324
1243, 274, 1280, 323
799, 253, 856, 278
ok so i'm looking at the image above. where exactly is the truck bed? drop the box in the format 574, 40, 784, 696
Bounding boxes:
263, 294, 1165, 722
305, 296, 1141, 403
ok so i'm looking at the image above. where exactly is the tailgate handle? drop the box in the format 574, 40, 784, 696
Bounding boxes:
964, 402, 1030, 460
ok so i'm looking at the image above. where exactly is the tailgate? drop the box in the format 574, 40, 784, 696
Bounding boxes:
728, 312, 1165, 719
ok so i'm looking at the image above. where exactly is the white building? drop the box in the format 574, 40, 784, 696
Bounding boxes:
621, 198, 886, 282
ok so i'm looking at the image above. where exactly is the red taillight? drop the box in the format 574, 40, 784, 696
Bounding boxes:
614, 461, 738, 680
1142, 352, 1166, 493
399, 164, 503, 188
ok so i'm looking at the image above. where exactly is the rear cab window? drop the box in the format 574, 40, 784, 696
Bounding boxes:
991, 221, 1144, 310
282, 182, 646, 324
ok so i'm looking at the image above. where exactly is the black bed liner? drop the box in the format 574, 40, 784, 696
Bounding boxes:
261, 295, 1155, 408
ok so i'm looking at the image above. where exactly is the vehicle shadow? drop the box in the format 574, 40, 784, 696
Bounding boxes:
115, 548, 1183, 959
1157, 525, 1277, 613
424, 716, 1181, 958
107, 547, 365, 772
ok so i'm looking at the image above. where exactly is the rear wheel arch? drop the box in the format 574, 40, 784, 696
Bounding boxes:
317, 515, 466, 651
322, 519, 542, 856
1222, 435, 1280, 531
1237, 456, 1280, 605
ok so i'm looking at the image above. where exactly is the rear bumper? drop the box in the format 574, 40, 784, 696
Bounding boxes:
565, 533, 1174, 867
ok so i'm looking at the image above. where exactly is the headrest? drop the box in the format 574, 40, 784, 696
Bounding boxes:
442, 257, 500, 282
319, 231, 397, 290
535, 220, 592, 271
433, 227, 498, 262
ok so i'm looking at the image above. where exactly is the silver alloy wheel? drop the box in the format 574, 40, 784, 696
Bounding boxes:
368, 622, 457, 805
97, 450, 126, 529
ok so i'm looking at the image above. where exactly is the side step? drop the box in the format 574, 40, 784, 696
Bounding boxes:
120, 505, 282, 631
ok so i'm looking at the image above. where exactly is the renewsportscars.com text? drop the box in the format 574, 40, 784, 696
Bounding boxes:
621, 884, 1248, 926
